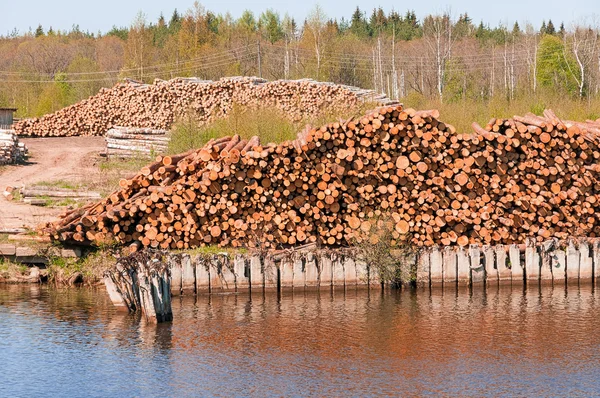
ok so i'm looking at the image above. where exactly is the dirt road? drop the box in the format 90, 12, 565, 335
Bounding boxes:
0, 137, 105, 231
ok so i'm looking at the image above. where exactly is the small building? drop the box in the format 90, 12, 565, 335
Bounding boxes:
0, 108, 17, 129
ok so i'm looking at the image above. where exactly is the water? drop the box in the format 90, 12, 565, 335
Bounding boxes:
1, 284, 600, 397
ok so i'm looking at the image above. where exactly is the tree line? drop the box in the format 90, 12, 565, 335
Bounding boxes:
1, 2, 599, 122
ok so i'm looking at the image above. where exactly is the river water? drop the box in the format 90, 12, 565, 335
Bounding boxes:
1, 284, 599, 397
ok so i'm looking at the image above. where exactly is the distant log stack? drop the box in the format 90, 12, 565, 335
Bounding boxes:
43, 106, 600, 251
14, 77, 395, 138
18, 185, 102, 206
0, 129, 27, 165
105, 126, 169, 159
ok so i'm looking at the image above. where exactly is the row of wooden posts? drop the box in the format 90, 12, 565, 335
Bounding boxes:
167, 238, 600, 295
104, 238, 600, 322
168, 250, 376, 296
418, 238, 600, 287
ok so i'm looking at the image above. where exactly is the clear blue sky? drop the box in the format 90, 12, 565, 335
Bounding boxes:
3, 0, 599, 35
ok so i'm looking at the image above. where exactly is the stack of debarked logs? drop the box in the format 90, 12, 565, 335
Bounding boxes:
43, 106, 600, 251
0, 129, 28, 165
13, 77, 393, 138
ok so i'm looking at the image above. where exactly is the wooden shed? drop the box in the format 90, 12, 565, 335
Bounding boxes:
0, 108, 17, 129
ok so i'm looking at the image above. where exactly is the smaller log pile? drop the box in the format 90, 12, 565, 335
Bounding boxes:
105, 126, 169, 159
14, 77, 395, 137
104, 250, 172, 323
19, 185, 101, 206
0, 129, 27, 165
43, 106, 600, 250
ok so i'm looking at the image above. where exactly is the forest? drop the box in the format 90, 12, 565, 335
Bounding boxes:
1, 2, 600, 131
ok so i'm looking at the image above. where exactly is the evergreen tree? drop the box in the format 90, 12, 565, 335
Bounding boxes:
238, 10, 257, 33
169, 9, 182, 34
475, 21, 487, 40
107, 25, 128, 40
369, 7, 387, 35
153, 13, 169, 47
35, 24, 44, 37
350, 7, 369, 37
338, 17, 349, 33
206, 11, 220, 35
512, 21, 521, 35
540, 20, 547, 35
546, 20, 556, 35
259, 9, 283, 43
559, 22, 566, 37
455, 13, 473, 37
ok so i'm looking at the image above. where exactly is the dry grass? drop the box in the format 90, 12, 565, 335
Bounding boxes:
168, 101, 381, 154
87, 155, 153, 196
0, 259, 29, 279
401, 90, 600, 134
353, 215, 416, 287
47, 249, 117, 284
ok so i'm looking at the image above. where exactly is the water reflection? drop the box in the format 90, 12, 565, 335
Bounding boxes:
1, 284, 599, 396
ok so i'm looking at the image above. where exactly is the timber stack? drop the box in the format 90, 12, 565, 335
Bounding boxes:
18, 185, 102, 206
105, 126, 169, 158
14, 77, 395, 137
0, 129, 27, 165
43, 106, 600, 251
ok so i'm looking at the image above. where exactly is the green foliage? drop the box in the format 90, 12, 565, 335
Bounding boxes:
34, 73, 72, 116
354, 215, 416, 287
537, 35, 578, 95
0, 259, 29, 278
350, 7, 370, 38
35, 180, 82, 190
168, 105, 301, 154
47, 249, 116, 283
401, 90, 600, 134
259, 9, 283, 43
0, 4, 592, 128
35, 24, 44, 37
107, 25, 128, 40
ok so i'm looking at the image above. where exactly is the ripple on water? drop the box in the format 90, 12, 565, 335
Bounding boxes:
1, 284, 600, 397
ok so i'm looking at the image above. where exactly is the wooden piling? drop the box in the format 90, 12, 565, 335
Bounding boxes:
104, 250, 172, 323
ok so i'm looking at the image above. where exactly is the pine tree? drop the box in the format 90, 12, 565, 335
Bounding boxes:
546, 20, 556, 35
169, 9, 181, 34
338, 17, 349, 33
35, 24, 44, 37
512, 21, 521, 35
350, 6, 369, 38
259, 9, 283, 44
540, 20, 547, 35
475, 21, 487, 40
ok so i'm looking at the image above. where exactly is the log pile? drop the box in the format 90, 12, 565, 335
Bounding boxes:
18, 186, 101, 206
0, 129, 27, 165
43, 106, 600, 251
14, 77, 395, 137
105, 126, 169, 158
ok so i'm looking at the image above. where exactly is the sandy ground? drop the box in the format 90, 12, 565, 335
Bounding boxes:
0, 137, 105, 230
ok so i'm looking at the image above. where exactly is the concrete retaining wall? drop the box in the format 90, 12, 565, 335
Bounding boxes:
417, 238, 600, 288
167, 238, 600, 295
168, 251, 373, 295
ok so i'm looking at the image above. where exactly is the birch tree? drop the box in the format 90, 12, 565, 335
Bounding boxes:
423, 12, 455, 102
564, 25, 598, 97
305, 5, 327, 80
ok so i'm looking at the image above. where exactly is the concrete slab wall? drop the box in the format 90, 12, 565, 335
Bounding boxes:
163, 238, 600, 295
